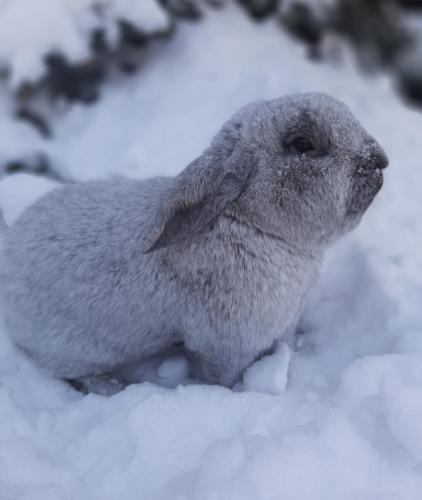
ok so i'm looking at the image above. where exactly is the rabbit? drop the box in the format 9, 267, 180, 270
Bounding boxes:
0, 92, 388, 395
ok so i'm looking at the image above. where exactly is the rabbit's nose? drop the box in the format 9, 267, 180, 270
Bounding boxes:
372, 146, 389, 170
365, 140, 389, 170
355, 143, 389, 176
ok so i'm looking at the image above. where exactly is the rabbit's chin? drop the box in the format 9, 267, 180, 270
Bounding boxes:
345, 168, 383, 220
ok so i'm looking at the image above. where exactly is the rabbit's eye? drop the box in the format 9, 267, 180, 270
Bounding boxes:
291, 137, 315, 154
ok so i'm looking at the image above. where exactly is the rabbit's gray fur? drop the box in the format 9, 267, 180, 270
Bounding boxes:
0, 93, 388, 393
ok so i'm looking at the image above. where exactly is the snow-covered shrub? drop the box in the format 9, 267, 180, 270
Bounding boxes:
237, 0, 278, 19
279, 0, 411, 65
332, 0, 411, 67
278, 0, 330, 58
394, 45, 422, 106
0, 0, 171, 90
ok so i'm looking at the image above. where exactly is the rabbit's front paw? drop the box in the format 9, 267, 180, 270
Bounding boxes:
68, 374, 129, 396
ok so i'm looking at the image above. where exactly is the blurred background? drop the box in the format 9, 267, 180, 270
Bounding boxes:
0, 0, 421, 189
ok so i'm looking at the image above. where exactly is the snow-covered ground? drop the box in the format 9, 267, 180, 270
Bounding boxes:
2, 3, 422, 499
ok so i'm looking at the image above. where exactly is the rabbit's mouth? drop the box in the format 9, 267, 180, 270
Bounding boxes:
345, 165, 384, 218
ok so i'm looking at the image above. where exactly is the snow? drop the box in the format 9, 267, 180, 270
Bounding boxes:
0, 173, 58, 225
242, 343, 291, 395
1, 3, 422, 499
158, 355, 191, 381
110, 0, 169, 35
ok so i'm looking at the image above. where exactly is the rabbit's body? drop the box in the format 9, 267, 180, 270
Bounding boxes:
0, 93, 388, 392
1, 177, 319, 386
1, 178, 179, 379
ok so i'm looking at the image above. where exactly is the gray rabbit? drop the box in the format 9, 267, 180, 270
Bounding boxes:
0, 93, 388, 395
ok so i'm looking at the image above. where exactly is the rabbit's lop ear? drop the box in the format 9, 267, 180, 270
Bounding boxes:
141, 142, 253, 252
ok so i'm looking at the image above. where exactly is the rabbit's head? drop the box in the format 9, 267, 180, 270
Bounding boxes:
143, 93, 388, 253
